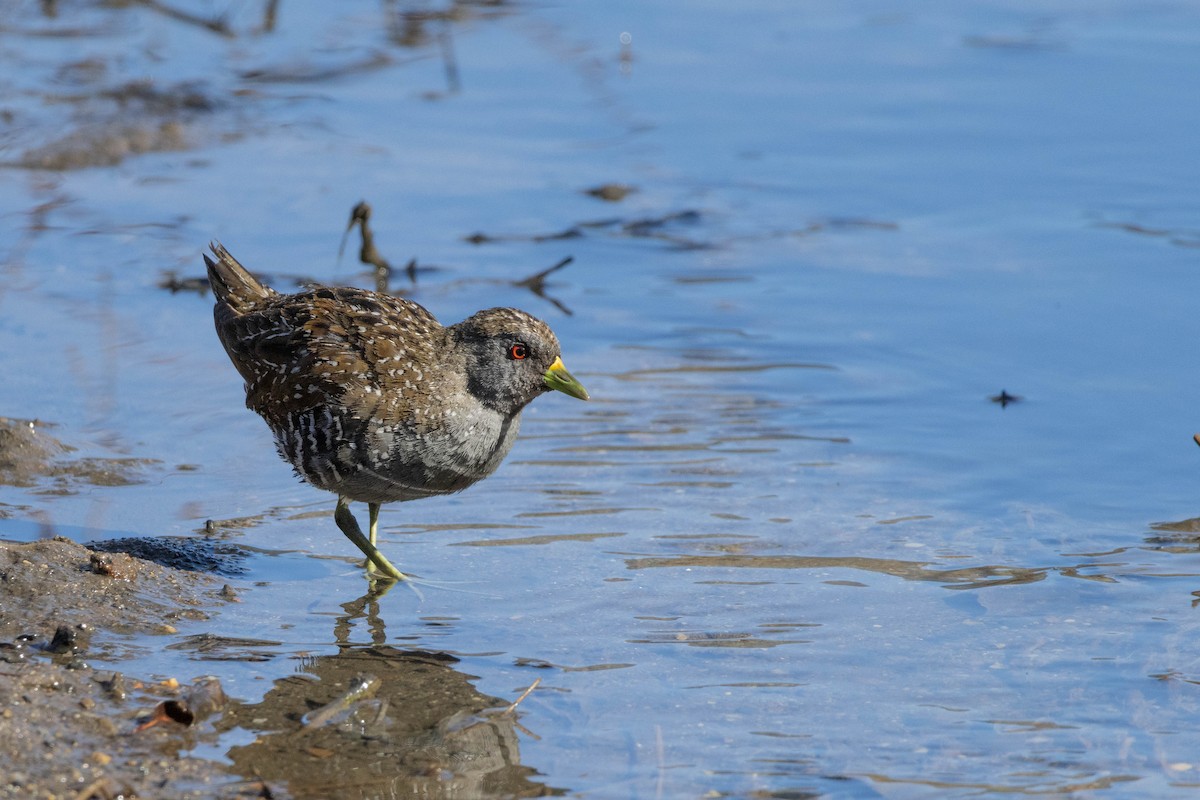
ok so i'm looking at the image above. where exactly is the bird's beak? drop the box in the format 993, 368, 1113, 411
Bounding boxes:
543, 357, 590, 400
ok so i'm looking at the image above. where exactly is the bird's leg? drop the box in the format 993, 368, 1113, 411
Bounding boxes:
364, 503, 405, 595
334, 496, 406, 581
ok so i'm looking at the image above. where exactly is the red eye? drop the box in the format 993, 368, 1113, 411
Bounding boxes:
509, 343, 528, 360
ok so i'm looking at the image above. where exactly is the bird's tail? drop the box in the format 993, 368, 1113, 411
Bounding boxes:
204, 242, 274, 312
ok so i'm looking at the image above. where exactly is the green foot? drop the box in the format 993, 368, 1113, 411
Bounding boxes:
334, 498, 406, 581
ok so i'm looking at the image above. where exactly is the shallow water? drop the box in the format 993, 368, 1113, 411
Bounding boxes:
4, 0, 1200, 796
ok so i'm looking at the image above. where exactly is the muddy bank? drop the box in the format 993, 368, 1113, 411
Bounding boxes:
222, 644, 557, 798
0, 538, 557, 799
0, 537, 245, 799
0, 417, 158, 498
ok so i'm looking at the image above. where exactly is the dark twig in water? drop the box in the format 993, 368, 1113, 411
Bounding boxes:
514, 256, 573, 292
239, 52, 395, 83
159, 271, 210, 295
339, 201, 417, 293
535, 227, 583, 243
336, 202, 573, 311
384, 4, 466, 98
1096, 218, 1200, 249
129, 0, 234, 38
500, 676, 542, 716
386, 6, 437, 48
465, 209, 712, 250
464, 225, 584, 245
261, 0, 280, 33
990, 390, 1021, 408
513, 256, 574, 316
298, 673, 382, 733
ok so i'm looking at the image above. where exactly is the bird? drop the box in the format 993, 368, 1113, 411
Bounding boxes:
204, 242, 589, 581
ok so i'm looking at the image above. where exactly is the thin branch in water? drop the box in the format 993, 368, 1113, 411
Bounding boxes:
339, 200, 406, 292
501, 676, 542, 716
262, 0, 280, 33
129, 0, 234, 38
513, 256, 572, 291
513, 256, 574, 315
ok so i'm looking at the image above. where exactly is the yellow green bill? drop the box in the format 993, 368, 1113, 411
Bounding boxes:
544, 356, 589, 400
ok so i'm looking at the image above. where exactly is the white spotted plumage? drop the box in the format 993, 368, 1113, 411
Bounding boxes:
205, 242, 567, 506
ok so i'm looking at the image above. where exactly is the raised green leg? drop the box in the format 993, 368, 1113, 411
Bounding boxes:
334, 496, 406, 581
369, 502, 381, 547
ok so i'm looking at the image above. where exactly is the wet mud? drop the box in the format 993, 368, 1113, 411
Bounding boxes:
7, 0, 1198, 796
0, 418, 157, 495
0, 538, 233, 799
223, 645, 557, 798
0, 539, 555, 799
0, 0, 506, 174
4, 80, 217, 171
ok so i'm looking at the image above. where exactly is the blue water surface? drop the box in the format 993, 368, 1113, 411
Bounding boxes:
3, 1, 1200, 796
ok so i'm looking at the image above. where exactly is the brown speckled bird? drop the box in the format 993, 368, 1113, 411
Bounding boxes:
204, 242, 589, 580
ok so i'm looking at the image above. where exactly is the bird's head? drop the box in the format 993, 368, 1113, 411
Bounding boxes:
453, 308, 589, 414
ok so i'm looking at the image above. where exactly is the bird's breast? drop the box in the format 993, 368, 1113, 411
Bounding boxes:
369, 404, 520, 494
263, 393, 523, 505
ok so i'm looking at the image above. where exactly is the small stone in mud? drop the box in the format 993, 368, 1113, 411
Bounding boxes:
220, 584, 241, 602
0, 642, 27, 664
89, 551, 139, 580
97, 672, 127, 702
137, 675, 228, 731
46, 623, 85, 654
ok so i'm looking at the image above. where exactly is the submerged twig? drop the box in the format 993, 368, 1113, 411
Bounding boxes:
240, 52, 394, 83
261, 0, 280, 33
501, 676, 542, 716
159, 271, 209, 295
513, 256, 572, 292
513, 257, 574, 316
990, 389, 1021, 408
129, 0, 234, 38
299, 673, 382, 732
339, 201, 417, 293
338, 202, 574, 312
